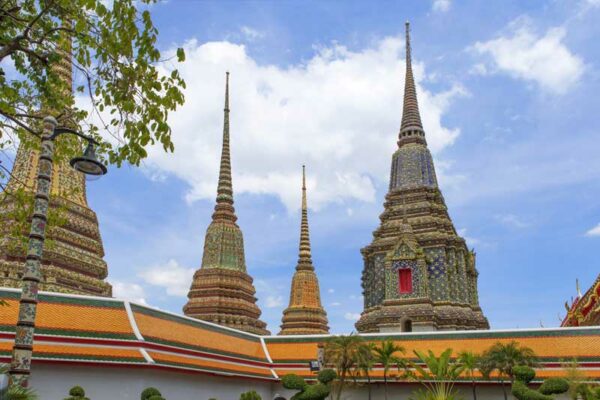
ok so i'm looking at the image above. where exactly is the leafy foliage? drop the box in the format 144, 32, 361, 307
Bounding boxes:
281, 369, 337, 400
239, 390, 261, 400
457, 351, 481, 400
481, 341, 537, 379
372, 340, 405, 400
0, 364, 37, 400
409, 348, 464, 400
480, 341, 537, 400
0, 0, 186, 166
323, 334, 364, 400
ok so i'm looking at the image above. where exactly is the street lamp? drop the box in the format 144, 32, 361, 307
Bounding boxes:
9, 116, 107, 386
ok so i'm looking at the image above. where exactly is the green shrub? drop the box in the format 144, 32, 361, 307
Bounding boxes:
281, 369, 336, 400
141, 387, 163, 400
539, 378, 569, 395
65, 385, 90, 400
511, 366, 569, 400
317, 368, 336, 384
148, 396, 165, 400
513, 381, 551, 400
282, 374, 307, 391
240, 390, 261, 400
514, 366, 536, 384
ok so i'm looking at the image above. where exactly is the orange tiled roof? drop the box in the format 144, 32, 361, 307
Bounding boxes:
0, 288, 598, 383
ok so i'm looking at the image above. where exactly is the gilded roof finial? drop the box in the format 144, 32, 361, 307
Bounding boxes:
400, 21, 424, 137
297, 165, 313, 270
212, 71, 237, 223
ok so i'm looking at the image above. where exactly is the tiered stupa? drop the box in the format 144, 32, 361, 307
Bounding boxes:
279, 166, 329, 335
0, 27, 111, 296
183, 73, 269, 335
356, 23, 488, 333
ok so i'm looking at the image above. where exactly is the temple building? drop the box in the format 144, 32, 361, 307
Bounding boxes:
355, 23, 488, 333
279, 166, 329, 335
183, 73, 269, 335
562, 275, 600, 327
0, 28, 112, 297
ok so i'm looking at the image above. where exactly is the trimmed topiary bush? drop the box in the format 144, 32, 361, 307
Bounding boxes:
240, 390, 261, 400
317, 368, 336, 384
64, 385, 90, 400
282, 368, 337, 400
539, 378, 570, 395
511, 366, 568, 400
514, 366, 536, 384
141, 387, 165, 400
282, 374, 307, 391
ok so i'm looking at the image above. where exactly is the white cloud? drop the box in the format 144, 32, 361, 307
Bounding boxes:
266, 295, 284, 308
495, 213, 530, 229
585, 223, 600, 237
344, 312, 361, 321
330, 302, 342, 307
471, 17, 584, 94
240, 26, 265, 41
457, 228, 480, 246
328, 288, 335, 294
138, 259, 195, 297
110, 281, 148, 305
469, 63, 488, 76
432, 0, 451, 12
146, 36, 464, 212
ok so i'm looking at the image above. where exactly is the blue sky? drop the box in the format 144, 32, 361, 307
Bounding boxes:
60, 0, 600, 333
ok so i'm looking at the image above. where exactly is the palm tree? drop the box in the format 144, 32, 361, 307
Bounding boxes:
324, 334, 364, 400
372, 340, 405, 400
355, 342, 376, 400
410, 348, 464, 400
457, 351, 480, 400
480, 341, 537, 400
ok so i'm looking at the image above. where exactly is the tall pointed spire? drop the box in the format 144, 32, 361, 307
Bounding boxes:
279, 166, 329, 335
184, 72, 269, 335
0, 20, 112, 297
297, 165, 313, 271
357, 22, 489, 333
400, 21, 424, 138
213, 71, 236, 223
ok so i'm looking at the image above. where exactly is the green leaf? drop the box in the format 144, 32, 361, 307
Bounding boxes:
176, 47, 186, 62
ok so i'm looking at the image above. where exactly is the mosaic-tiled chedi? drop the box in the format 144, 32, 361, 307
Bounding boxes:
183, 73, 269, 335
355, 23, 488, 333
0, 29, 112, 297
279, 166, 329, 335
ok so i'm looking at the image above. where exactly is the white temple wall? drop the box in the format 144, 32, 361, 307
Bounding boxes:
29, 364, 274, 400
28, 363, 569, 400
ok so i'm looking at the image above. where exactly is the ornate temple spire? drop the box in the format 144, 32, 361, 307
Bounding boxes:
297, 165, 314, 271
399, 21, 425, 138
0, 20, 112, 297
212, 72, 237, 223
357, 22, 488, 333
183, 72, 269, 335
279, 166, 329, 335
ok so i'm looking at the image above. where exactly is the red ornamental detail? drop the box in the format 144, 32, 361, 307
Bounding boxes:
398, 268, 413, 294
